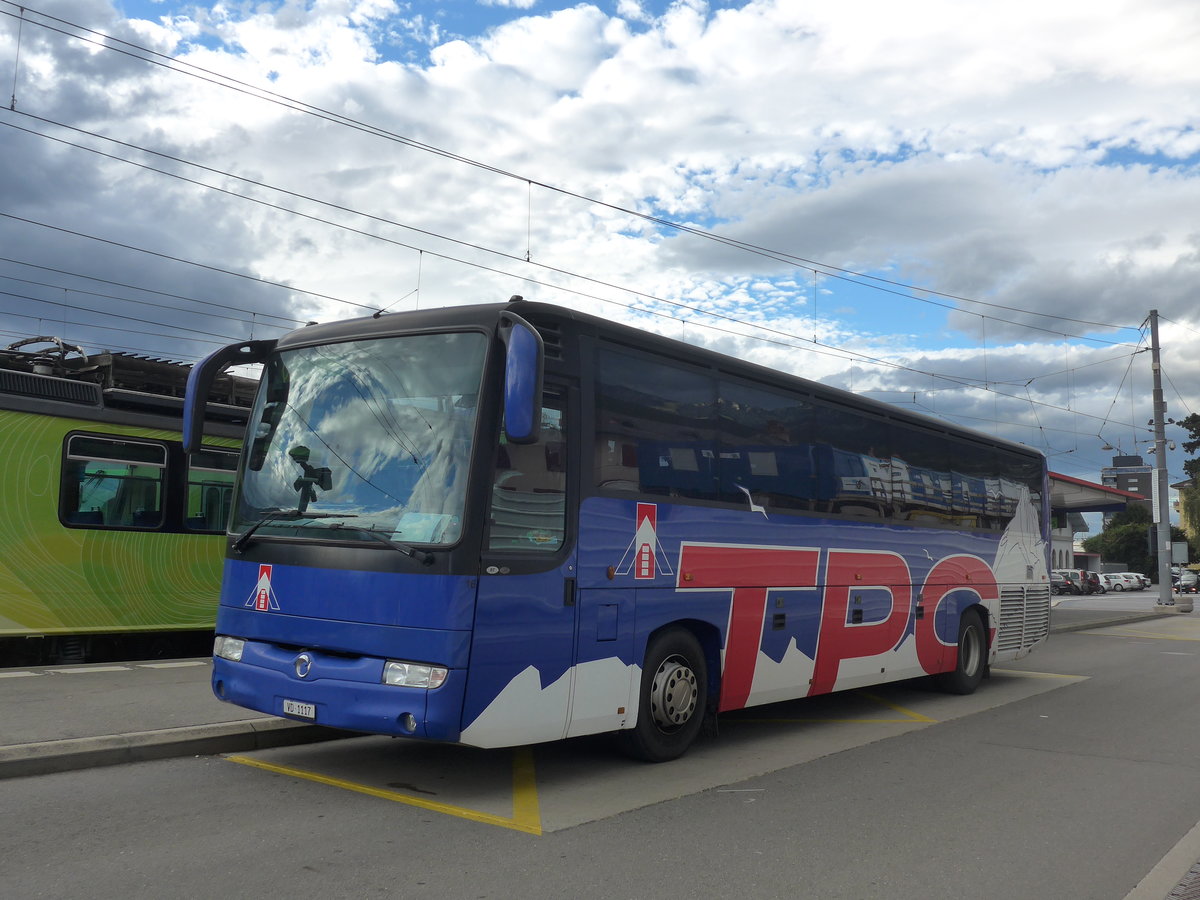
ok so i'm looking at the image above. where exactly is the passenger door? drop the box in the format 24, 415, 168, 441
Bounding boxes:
462, 389, 578, 746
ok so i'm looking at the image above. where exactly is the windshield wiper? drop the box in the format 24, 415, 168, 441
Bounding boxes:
232, 510, 354, 554
349, 525, 435, 566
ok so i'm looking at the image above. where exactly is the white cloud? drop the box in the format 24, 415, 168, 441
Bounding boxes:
3, 0, 1200, 486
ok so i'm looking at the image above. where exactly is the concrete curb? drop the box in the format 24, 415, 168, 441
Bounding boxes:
1050, 608, 1182, 634
0, 718, 347, 780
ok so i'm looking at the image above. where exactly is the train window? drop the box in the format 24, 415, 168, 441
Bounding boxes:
61, 435, 167, 529
186, 448, 238, 533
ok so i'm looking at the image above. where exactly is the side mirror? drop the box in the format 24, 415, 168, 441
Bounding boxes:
497, 313, 543, 444
183, 339, 275, 452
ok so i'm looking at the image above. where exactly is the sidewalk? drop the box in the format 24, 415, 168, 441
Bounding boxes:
0, 592, 1190, 781
0, 658, 344, 780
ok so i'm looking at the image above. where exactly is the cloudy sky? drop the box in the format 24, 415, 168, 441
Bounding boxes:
2, 0, 1199, 520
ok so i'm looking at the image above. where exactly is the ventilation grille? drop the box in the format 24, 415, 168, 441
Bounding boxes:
0, 370, 101, 406
537, 322, 564, 361
996, 586, 1051, 652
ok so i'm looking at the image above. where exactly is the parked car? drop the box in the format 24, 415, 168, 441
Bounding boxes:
1054, 569, 1101, 594
1050, 572, 1079, 595
1100, 573, 1139, 592
1116, 572, 1149, 590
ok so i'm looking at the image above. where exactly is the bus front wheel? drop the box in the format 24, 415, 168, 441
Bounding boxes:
934, 608, 986, 695
620, 628, 708, 762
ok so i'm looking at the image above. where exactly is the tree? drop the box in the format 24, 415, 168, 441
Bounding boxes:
1178, 413, 1200, 551
1081, 504, 1187, 577
1180, 413, 1200, 482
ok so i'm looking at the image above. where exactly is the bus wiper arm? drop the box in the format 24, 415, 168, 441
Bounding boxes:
354, 526, 435, 566
232, 510, 352, 554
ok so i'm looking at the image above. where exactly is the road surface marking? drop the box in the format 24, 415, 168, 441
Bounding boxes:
225, 747, 543, 836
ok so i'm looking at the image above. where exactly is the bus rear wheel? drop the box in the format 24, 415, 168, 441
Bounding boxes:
934, 608, 986, 695
620, 628, 707, 762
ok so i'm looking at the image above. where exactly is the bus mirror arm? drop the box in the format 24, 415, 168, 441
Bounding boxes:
183, 339, 276, 452
497, 311, 544, 445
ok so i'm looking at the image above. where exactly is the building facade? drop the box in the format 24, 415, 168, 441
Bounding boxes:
1101, 455, 1154, 526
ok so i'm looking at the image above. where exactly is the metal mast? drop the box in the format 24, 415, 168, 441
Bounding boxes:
1149, 310, 1187, 610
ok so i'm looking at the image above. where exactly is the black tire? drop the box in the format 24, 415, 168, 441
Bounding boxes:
1112, 584, 1124, 591
619, 628, 708, 762
934, 608, 986, 695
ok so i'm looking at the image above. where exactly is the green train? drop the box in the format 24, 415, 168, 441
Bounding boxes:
0, 337, 255, 665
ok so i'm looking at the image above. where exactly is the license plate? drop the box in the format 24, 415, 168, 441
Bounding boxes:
282, 699, 316, 720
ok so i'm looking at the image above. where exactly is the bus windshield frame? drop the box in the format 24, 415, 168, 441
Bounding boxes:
232, 329, 489, 548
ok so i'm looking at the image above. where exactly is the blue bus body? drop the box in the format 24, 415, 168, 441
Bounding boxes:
190, 300, 1051, 760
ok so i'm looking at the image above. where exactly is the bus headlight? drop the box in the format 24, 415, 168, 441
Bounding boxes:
213, 635, 245, 662
382, 660, 448, 689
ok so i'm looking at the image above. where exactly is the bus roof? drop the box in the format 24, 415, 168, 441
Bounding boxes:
275, 298, 1045, 463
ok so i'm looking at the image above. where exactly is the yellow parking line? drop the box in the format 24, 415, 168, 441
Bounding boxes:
510, 748, 541, 833
859, 691, 938, 723
991, 668, 1084, 679
226, 748, 543, 836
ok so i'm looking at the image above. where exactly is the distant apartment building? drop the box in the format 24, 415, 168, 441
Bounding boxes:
1100, 455, 1154, 526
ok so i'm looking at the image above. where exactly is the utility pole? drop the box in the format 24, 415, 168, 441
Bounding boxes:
1149, 310, 1189, 611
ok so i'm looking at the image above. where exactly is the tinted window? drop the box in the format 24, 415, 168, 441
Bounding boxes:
811, 400, 892, 518
595, 347, 717, 500
591, 346, 1043, 531
890, 421, 954, 524
718, 379, 814, 510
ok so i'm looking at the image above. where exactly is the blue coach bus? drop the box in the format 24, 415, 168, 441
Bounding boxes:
184, 298, 1050, 761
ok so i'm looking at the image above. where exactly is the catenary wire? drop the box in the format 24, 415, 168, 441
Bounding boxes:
0, 1, 1143, 338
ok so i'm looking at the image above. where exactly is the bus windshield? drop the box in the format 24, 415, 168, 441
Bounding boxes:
233, 331, 488, 546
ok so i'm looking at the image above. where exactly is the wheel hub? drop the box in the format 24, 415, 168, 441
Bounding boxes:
650, 656, 698, 730
962, 625, 983, 677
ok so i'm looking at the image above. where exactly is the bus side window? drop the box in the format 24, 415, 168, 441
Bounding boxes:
488, 392, 566, 552
60, 434, 167, 529
594, 346, 718, 500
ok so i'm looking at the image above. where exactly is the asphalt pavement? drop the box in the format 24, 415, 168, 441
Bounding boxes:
1, 588, 1189, 782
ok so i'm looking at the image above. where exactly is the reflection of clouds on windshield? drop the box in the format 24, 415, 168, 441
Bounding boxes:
236, 333, 486, 543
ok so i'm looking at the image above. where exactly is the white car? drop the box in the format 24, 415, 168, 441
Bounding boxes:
1100, 573, 1139, 592
1117, 572, 1149, 590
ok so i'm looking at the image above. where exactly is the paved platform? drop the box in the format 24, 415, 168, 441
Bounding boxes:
0, 658, 344, 779
0, 591, 1190, 781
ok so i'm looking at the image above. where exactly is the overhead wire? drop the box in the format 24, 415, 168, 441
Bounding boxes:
0, 256, 305, 327
0, 1, 1144, 342
0, 115, 1154, 416
0, 285, 266, 343
2, 110, 1142, 354
0, 0, 1173, 453
0, 271, 296, 333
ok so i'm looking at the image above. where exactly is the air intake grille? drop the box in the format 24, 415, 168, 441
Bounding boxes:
0, 370, 101, 406
996, 586, 1051, 652
537, 323, 564, 361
